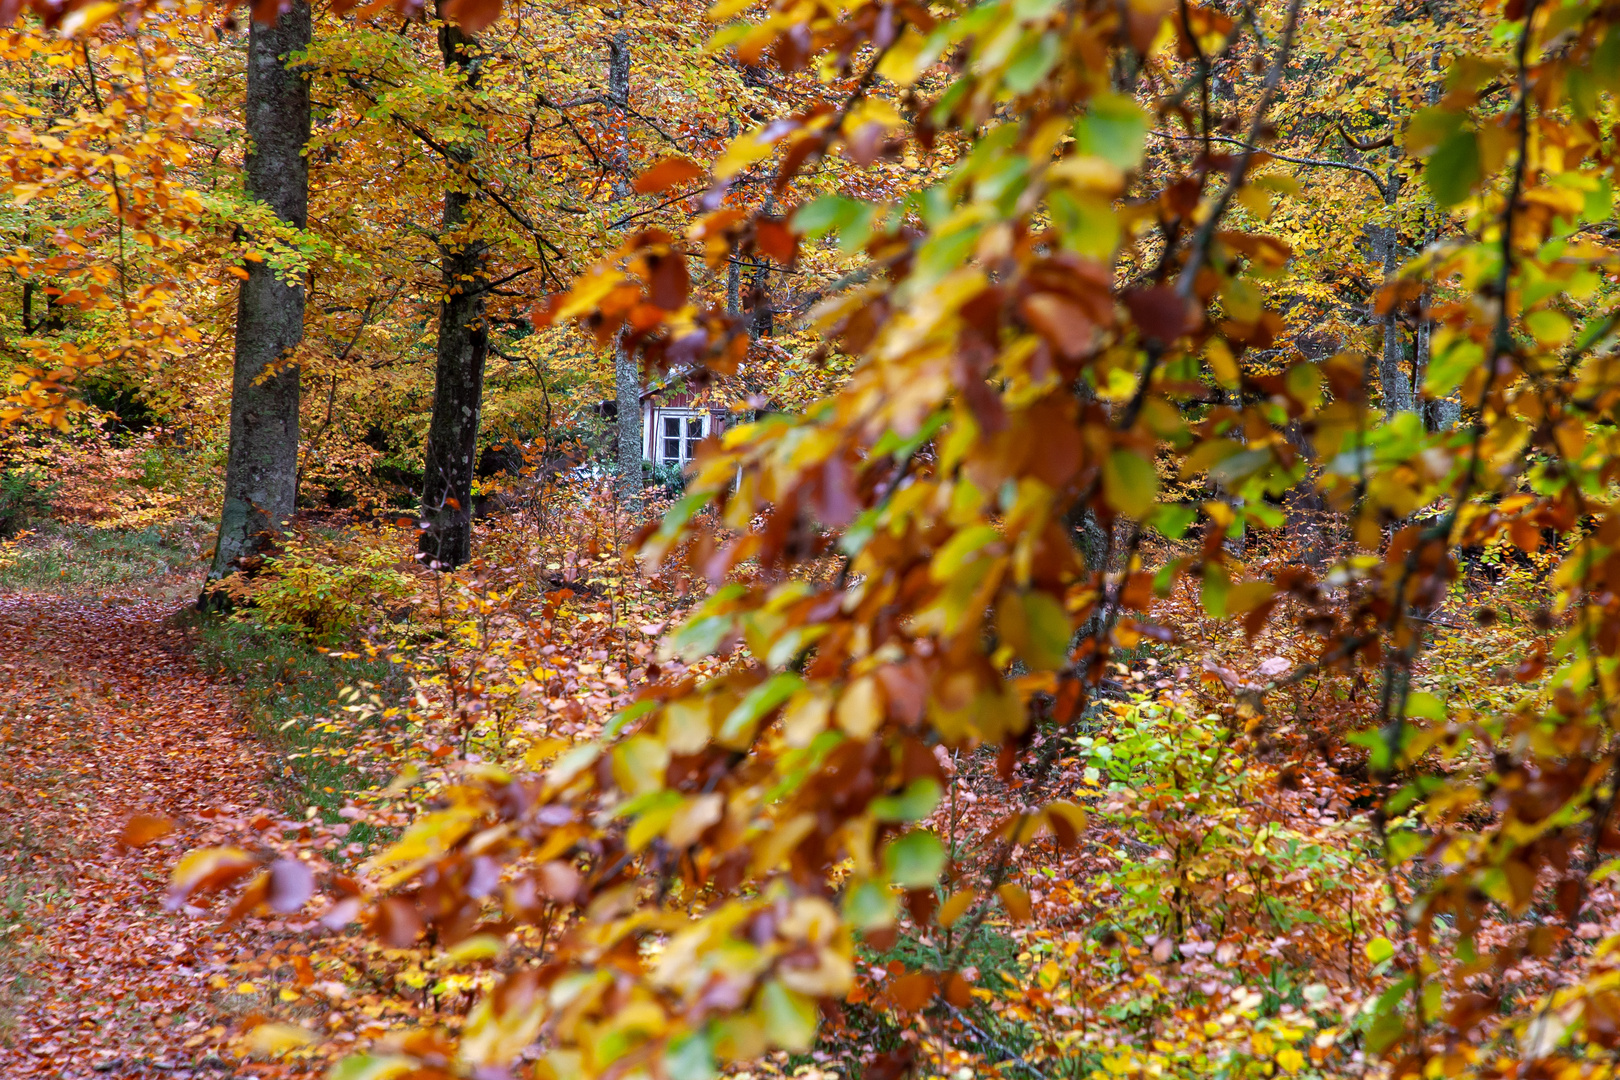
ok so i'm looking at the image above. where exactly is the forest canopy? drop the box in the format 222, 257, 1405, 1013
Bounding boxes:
1, 0, 1620, 1079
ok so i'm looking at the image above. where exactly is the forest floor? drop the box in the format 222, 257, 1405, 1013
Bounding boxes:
0, 590, 303, 1080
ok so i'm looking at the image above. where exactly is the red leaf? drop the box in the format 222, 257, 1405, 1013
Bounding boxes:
755, 218, 797, 264
1124, 286, 1191, 345
648, 253, 689, 311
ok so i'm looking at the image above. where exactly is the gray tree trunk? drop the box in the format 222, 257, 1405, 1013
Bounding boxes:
614, 338, 641, 503
419, 5, 488, 569
1375, 178, 1414, 417
207, 1, 310, 590
607, 28, 642, 506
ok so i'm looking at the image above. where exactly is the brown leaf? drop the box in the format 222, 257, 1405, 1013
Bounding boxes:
536, 861, 581, 903
997, 882, 1031, 922
944, 971, 974, 1008
1019, 293, 1097, 360
648, 253, 689, 311
755, 218, 797, 264
321, 896, 362, 930
372, 898, 424, 948
249, 0, 289, 26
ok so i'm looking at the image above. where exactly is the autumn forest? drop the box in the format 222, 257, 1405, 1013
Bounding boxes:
0, 0, 1616, 1078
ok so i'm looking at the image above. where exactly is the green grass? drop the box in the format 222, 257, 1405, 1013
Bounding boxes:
0, 518, 210, 598
189, 615, 407, 842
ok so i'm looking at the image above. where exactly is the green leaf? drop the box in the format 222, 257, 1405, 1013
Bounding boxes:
997, 589, 1072, 671
664, 1028, 715, 1080
759, 981, 818, 1052
843, 878, 898, 930
1385, 829, 1425, 865
1103, 449, 1158, 519
717, 673, 803, 748
1347, 726, 1392, 774
1003, 31, 1060, 94
670, 615, 729, 662
872, 778, 943, 822
1149, 503, 1197, 540
1405, 691, 1444, 722
654, 490, 714, 546
1424, 338, 1482, 398
1365, 936, 1395, 964
603, 698, 659, 740
884, 829, 947, 888
1425, 128, 1481, 208
1077, 93, 1148, 171
1200, 563, 1230, 620
327, 1056, 417, 1080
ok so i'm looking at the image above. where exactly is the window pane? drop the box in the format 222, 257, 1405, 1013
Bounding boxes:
664, 436, 680, 460
663, 417, 681, 438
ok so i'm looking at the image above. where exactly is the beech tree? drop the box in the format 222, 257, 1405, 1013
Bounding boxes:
417, 0, 489, 569
207, 0, 312, 589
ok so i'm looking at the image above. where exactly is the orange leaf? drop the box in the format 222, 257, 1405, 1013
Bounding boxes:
443, 0, 502, 33
122, 814, 173, 848
634, 157, 705, 195
888, 971, 936, 1012
168, 846, 256, 908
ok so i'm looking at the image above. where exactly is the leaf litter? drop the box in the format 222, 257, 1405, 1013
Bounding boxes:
0, 593, 319, 1079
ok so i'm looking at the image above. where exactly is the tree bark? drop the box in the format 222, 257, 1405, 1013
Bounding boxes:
614, 337, 642, 501
207, 1, 310, 590
419, 4, 488, 569
607, 27, 642, 507
1375, 176, 1414, 417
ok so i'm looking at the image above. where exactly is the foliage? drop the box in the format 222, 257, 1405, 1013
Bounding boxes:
0, 465, 55, 539
240, 536, 415, 643
0, 0, 1618, 1078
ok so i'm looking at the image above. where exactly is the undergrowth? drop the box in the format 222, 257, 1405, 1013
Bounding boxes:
0, 519, 208, 597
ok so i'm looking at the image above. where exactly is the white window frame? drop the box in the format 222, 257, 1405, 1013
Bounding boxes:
656, 409, 709, 466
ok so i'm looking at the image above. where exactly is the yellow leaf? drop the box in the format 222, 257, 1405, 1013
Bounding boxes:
937, 889, 976, 928
835, 675, 883, 739
58, 1, 119, 37
998, 882, 1032, 922
245, 1022, 314, 1056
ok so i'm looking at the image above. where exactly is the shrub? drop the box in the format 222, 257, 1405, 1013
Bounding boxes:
643, 459, 687, 495
0, 466, 57, 539
249, 539, 414, 642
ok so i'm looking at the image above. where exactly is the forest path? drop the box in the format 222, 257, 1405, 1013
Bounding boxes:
0, 592, 290, 1080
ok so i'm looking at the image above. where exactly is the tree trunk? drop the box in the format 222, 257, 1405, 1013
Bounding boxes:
419, 5, 488, 569
1375, 178, 1414, 417
614, 337, 642, 502
607, 27, 641, 506
207, 1, 310, 590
